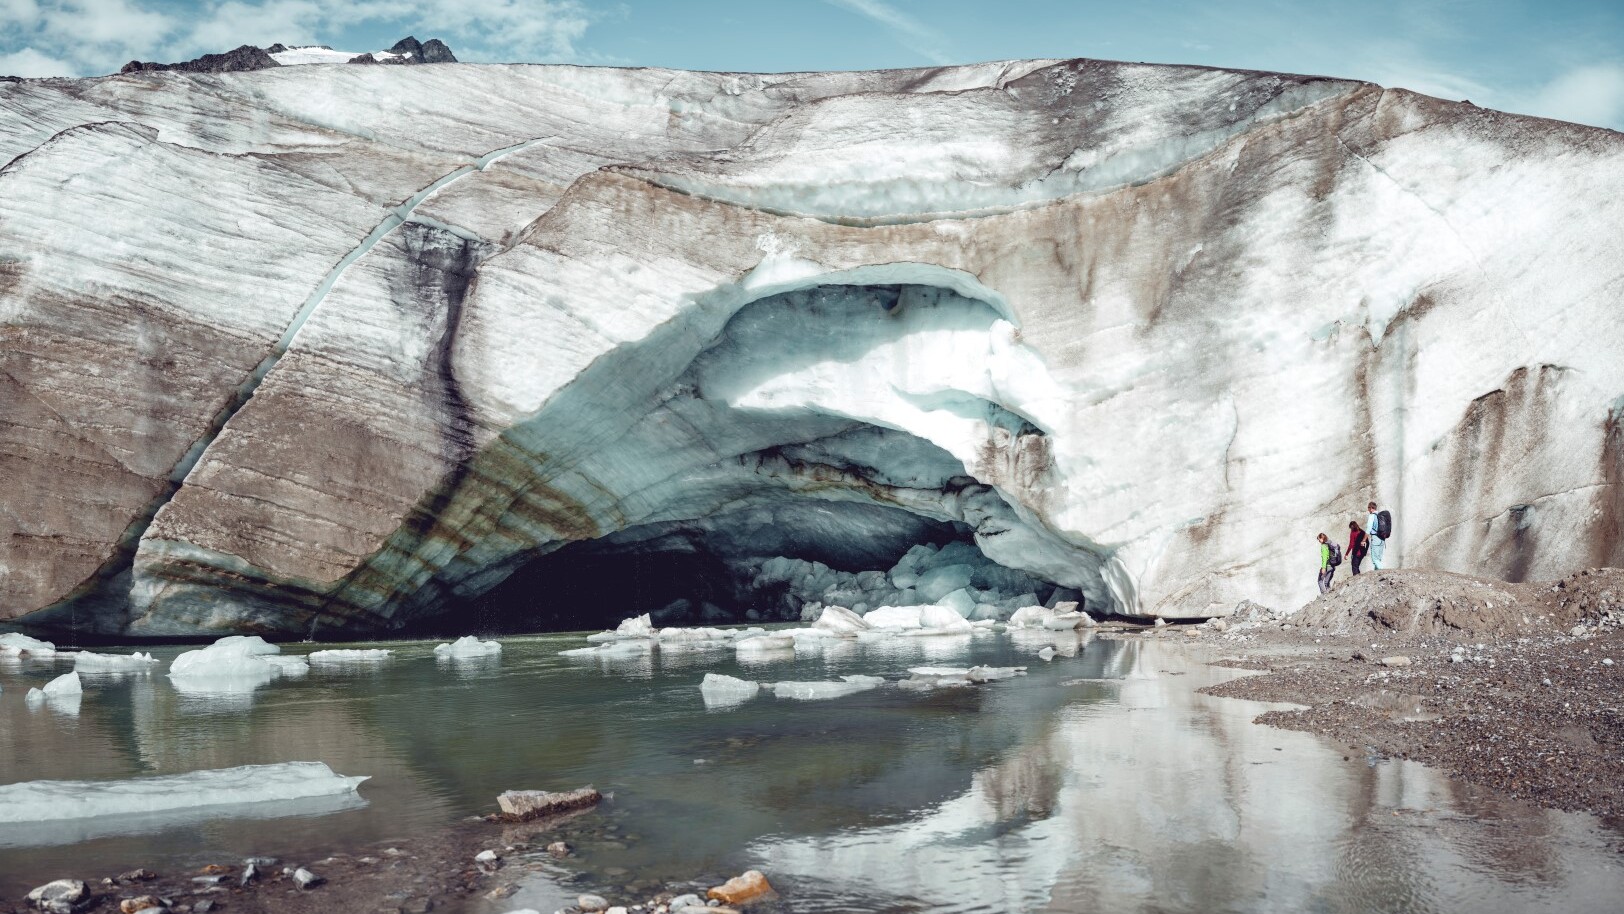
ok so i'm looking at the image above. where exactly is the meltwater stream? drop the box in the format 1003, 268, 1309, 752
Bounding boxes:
2, 631, 1622, 913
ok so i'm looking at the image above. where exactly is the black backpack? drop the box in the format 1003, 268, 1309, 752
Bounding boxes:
1328, 543, 1342, 567
1376, 510, 1392, 539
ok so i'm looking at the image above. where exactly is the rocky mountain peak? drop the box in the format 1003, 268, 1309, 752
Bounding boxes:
120, 44, 280, 75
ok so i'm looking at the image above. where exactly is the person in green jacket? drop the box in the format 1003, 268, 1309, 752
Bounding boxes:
1316, 532, 1336, 594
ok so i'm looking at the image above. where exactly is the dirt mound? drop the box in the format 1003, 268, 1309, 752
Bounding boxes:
1292, 568, 1624, 640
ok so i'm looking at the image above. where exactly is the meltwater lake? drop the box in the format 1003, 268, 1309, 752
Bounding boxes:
3, 629, 1622, 913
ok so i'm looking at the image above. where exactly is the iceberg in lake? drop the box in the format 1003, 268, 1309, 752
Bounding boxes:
308, 648, 393, 664
0, 633, 57, 657
433, 635, 502, 658
766, 675, 885, 701
700, 673, 761, 709
0, 762, 369, 848
168, 635, 306, 701
73, 650, 159, 671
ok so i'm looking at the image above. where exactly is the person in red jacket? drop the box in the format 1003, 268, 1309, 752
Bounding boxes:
1347, 520, 1369, 575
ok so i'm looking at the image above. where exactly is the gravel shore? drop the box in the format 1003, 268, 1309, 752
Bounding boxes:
1196, 567, 1624, 828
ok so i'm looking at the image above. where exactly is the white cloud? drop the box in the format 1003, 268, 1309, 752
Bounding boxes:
823, 0, 953, 66
1516, 63, 1624, 131
0, 0, 596, 77
0, 46, 76, 77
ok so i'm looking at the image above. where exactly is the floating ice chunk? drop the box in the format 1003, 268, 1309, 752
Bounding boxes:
41, 671, 82, 696
261, 654, 310, 675
25, 687, 44, 704
1038, 646, 1057, 661
169, 636, 305, 699
434, 636, 502, 658
73, 651, 158, 671
700, 673, 760, 709
766, 675, 883, 700
598, 639, 653, 655
1042, 612, 1093, 631
899, 672, 973, 690
812, 605, 872, 635
913, 605, 973, 634
658, 626, 731, 641
614, 614, 654, 637
0, 633, 57, 657
558, 646, 604, 657
863, 606, 924, 629
0, 762, 367, 830
966, 665, 1026, 682
171, 635, 280, 676
1006, 605, 1054, 630
735, 634, 795, 653
308, 649, 392, 664
909, 667, 971, 677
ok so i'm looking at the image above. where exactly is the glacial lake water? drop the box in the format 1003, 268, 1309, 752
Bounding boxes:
3, 629, 1623, 913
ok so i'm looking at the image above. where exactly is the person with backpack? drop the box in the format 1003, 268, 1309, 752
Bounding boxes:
1366, 501, 1393, 570
1347, 520, 1369, 574
1316, 532, 1341, 594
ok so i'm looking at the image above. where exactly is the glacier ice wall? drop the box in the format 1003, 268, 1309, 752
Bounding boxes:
1, 59, 1621, 636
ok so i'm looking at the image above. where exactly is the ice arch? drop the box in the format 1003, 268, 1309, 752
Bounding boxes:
351, 272, 1127, 634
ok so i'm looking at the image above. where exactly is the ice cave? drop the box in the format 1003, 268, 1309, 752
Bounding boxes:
327, 279, 1104, 636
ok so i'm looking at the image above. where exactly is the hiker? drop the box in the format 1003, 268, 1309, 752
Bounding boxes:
1316, 532, 1341, 594
1366, 501, 1393, 570
1347, 520, 1369, 574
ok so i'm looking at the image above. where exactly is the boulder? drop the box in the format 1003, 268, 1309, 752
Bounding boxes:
708, 870, 773, 905
496, 787, 602, 820
26, 880, 88, 914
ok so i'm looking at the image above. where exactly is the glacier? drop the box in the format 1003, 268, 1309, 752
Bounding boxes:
0, 57, 1620, 637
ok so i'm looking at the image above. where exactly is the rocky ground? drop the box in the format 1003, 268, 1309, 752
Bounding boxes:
3, 806, 779, 914
1195, 567, 1624, 827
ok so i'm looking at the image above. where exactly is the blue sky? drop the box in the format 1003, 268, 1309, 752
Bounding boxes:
2, 0, 1620, 129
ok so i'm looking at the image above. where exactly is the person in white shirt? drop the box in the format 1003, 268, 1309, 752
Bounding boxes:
1366, 501, 1392, 570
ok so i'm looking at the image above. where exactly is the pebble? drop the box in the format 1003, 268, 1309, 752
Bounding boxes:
578, 894, 611, 912
668, 894, 702, 910
1604, 658, 1615, 666
243, 856, 279, 867
1378, 656, 1411, 667
120, 897, 163, 914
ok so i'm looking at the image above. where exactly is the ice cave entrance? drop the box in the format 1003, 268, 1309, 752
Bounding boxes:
422, 279, 1102, 634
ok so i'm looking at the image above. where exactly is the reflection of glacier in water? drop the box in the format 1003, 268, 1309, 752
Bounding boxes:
1, 633, 1621, 911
